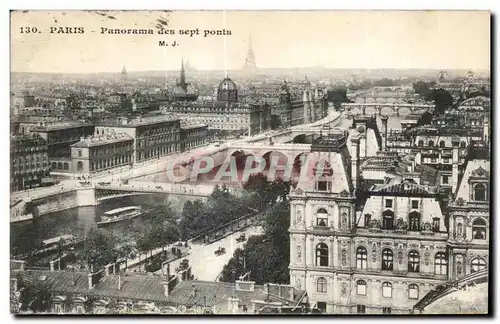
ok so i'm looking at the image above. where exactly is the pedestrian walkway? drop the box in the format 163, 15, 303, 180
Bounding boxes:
121, 243, 189, 272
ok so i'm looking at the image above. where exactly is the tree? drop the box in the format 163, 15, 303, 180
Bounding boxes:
80, 228, 119, 269
220, 200, 291, 285
412, 81, 432, 99
429, 88, 454, 114
326, 86, 349, 109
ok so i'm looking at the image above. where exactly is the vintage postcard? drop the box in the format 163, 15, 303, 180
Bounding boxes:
9, 10, 490, 315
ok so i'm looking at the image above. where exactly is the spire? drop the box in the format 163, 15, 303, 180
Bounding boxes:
179, 57, 186, 86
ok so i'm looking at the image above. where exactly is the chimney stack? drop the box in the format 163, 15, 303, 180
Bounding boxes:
87, 273, 93, 290
381, 115, 388, 151
50, 260, 55, 272
452, 146, 459, 195
163, 280, 169, 297
350, 135, 360, 191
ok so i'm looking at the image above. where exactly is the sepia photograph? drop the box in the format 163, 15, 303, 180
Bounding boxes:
9, 9, 491, 315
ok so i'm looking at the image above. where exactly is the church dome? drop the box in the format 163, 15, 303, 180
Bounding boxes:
217, 77, 238, 102
218, 77, 238, 92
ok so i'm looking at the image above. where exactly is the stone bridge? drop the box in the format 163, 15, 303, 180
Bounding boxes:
94, 182, 216, 203
341, 103, 434, 116
226, 142, 311, 165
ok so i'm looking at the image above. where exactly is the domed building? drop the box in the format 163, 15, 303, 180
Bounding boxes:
171, 59, 198, 102
217, 76, 238, 103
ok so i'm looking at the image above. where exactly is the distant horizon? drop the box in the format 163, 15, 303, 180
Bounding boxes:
10, 67, 491, 75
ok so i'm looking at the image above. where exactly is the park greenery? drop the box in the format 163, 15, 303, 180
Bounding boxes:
219, 177, 292, 285
179, 174, 292, 240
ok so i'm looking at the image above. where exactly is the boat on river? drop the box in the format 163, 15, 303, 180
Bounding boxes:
97, 206, 143, 227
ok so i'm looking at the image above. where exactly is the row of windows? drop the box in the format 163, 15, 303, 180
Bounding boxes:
315, 278, 420, 300
314, 244, 477, 275
364, 210, 440, 232
417, 140, 467, 148
384, 199, 420, 209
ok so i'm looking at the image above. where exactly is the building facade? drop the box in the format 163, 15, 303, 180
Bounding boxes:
180, 123, 208, 151
70, 134, 134, 176
29, 122, 95, 173
95, 116, 181, 164
10, 134, 50, 191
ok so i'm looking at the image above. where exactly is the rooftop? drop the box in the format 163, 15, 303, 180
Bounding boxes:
71, 133, 133, 148
371, 177, 438, 195
98, 115, 180, 128
30, 121, 94, 132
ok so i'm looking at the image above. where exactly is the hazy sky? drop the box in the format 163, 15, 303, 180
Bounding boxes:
11, 10, 490, 73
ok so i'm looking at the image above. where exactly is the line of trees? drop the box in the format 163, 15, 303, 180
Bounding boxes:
79, 204, 180, 270
179, 175, 292, 240
412, 81, 454, 114
219, 177, 292, 285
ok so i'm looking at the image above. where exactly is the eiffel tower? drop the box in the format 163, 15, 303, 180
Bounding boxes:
243, 35, 257, 74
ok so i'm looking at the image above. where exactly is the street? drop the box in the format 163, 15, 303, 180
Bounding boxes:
167, 225, 263, 281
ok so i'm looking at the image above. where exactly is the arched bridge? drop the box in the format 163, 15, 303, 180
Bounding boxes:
341, 103, 434, 116
412, 268, 489, 313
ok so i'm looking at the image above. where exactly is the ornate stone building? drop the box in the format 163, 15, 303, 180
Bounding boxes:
446, 146, 489, 280
288, 127, 489, 314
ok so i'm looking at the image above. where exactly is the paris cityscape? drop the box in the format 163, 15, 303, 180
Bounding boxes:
9, 10, 490, 315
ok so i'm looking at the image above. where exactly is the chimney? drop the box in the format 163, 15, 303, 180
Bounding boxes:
381, 115, 388, 151
105, 263, 113, 276
118, 274, 122, 290
49, 260, 55, 272
87, 273, 93, 290
415, 152, 421, 165
452, 146, 459, 195
162, 280, 169, 297
350, 135, 360, 191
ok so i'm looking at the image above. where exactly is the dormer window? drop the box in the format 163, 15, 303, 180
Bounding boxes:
473, 183, 487, 201
316, 181, 330, 192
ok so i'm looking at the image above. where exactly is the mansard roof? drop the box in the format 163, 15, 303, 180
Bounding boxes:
372, 177, 436, 195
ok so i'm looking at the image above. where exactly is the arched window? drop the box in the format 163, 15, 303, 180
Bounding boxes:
356, 247, 368, 269
77, 161, 84, 172
382, 210, 394, 230
57, 162, 62, 170
382, 282, 392, 298
439, 140, 446, 148
316, 243, 329, 267
408, 250, 420, 272
474, 183, 487, 201
408, 284, 419, 300
63, 163, 69, 171
428, 140, 434, 147
316, 277, 327, 293
472, 218, 487, 240
382, 249, 394, 271
51, 162, 56, 170
460, 141, 466, 148
470, 258, 487, 273
409, 211, 421, 231
418, 140, 424, 146
316, 208, 328, 227
356, 280, 367, 295
434, 252, 448, 275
